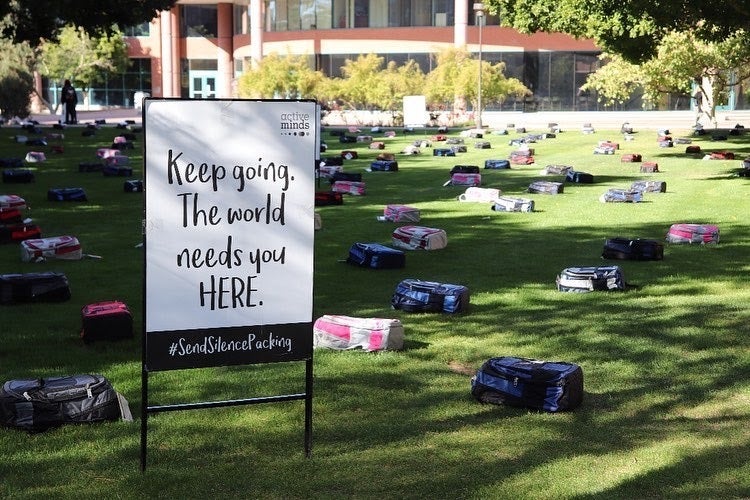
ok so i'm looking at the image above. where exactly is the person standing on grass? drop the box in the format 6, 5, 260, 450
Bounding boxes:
692, 82, 704, 127
62, 79, 78, 124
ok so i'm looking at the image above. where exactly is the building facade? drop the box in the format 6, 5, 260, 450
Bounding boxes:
49, 0, 664, 111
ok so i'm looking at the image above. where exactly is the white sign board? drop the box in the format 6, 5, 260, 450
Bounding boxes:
403, 95, 428, 127
144, 99, 316, 370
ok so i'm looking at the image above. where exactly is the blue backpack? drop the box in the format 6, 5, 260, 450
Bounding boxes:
391, 278, 469, 313
346, 243, 405, 269
471, 356, 583, 412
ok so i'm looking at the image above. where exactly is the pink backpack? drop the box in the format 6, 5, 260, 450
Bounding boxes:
313, 315, 404, 351
666, 224, 719, 244
446, 173, 481, 187
391, 225, 447, 250
332, 181, 365, 195
383, 205, 420, 222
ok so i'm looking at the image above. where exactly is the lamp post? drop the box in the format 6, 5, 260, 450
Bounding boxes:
473, 3, 485, 130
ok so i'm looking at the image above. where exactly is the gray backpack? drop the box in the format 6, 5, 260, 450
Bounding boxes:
0, 374, 131, 432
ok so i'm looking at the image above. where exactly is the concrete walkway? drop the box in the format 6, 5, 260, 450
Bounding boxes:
29, 107, 142, 126
481, 109, 750, 133
27, 106, 750, 132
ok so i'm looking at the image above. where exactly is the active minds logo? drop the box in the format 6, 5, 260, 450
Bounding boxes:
279, 111, 311, 136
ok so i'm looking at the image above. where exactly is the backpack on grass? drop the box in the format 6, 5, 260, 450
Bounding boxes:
0, 222, 41, 243
391, 278, 469, 313
665, 224, 719, 244
0, 272, 70, 304
602, 237, 664, 261
124, 180, 144, 192
599, 189, 642, 203
491, 196, 534, 213
21, 236, 82, 262
369, 160, 398, 172
621, 153, 642, 163
315, 191, 344, 206
445, 173, 481, 187
313, 315, 404, 351
471, 356, 583, 412
346, 243, 405, 269
3, 169, 35, 183
332, 180, 365, 195
382, 205, 420, 222
541, 164, 571, 176
640, 162, 659, 173
0, 195, 27, 211
458, 187, 501, 203
47, 188, 87, 202
391, 226, 447, 251
556, 266, 626, 293
484, 159, 510, 169
433, 148, 455, 157
330, 172, 363, 184
450, 165, 480, 175
0, 374, 131, 432
528, 181, 563, 194
80, 301, 134, 343
631, 180, 666, 193
565, 170, 594, 184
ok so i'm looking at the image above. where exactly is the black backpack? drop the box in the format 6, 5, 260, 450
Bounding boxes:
0, 374, 130, 432
602, 237, 664, 261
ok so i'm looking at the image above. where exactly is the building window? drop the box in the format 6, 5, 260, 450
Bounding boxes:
315, 0, 333, 28
288, 0, 301, 29
369, 0, 387, 27
77, 58, 153, 107
354, 0, 368, 27
235, 57, 255, 77
333, 0, 347, 27
432, 0, 453, 26
234, 4, 249, 35
411, 0, 430, 25
387, 0, 407, 26
266, 0, 289, 31
122, 22, 150, 37
300, 0, 316, 29
263, 0, 461, 29
266, 0, 333, 31
190, 59, 219, 71
180, 5, 218, 37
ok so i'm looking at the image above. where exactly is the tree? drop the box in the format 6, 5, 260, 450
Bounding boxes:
578, 54, 646, 109
379, 60, 426, 112
334, 54, 389, 110
38, 25, 129, 112
0, 0, 176, 46
425, 47, 473, 113
464, 60, 529, 119
236, 53, 325, 100
489, 0, 750, 63
582, 31, 750, 127
425, 47, 528, 120
0, 37, 35, 119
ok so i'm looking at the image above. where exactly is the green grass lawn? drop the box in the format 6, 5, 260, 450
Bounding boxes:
0, 118, 748, 499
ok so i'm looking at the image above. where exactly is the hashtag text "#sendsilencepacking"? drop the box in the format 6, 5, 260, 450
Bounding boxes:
168, 333, 293, 356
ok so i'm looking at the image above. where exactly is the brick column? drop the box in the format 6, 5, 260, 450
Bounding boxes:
217, 2, 234, 98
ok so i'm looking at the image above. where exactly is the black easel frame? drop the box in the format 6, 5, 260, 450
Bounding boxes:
139, 357, 313, 471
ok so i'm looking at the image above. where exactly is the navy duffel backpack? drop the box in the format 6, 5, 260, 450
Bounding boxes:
471, 356, 583, 412
391, 278, 469, 313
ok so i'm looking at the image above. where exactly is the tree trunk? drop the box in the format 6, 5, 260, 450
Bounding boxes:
453, 95, 467, 114
699, 76, 718, 128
